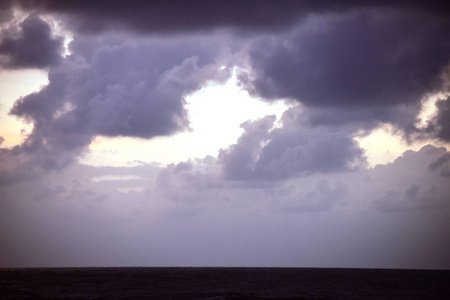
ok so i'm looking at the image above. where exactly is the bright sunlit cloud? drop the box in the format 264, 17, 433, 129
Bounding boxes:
416, 92, 450, 128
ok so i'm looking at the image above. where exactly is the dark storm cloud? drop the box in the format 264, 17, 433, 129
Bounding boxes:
17, 0, 447, 142
0, 15, 63, 68
13, 0, 450, 34
0, 0, 13, 24
242, 11, 450, 111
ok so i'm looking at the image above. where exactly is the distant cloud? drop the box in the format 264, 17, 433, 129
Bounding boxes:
156, 143, 450, 215
368, 145, 450, 212
373, 184, 446, 212
1, 146, 450, 268
275, 179, 349, 213
0, 16, 63, 69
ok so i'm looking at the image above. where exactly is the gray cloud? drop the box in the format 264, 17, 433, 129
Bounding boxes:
373, 184, 447, 213
0, 0, 13, 25
1, 35, 231, 184
366, 145, 450, 212
154, 106, 365, 202
11, 1, 450, 34
428, 153, 450, 171
0, 162, 163, 267
427, 150, 450, 177
151, 145, 450, 268
433, 97, 450, 141
240, 11, 450, 138
156, 157, 220, 204
156, 143, 450, 216
2, 2, 450, 184
2, 147, 450, 268
0, 15, 63, 69
244, 11, 450, 106
219, 107, 365, 181
275, 179, 348, 213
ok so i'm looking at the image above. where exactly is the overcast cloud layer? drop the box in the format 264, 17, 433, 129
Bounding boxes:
1, 1, 450, 268
1, 145, 449, 268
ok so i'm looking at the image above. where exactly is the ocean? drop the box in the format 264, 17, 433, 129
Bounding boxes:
0, 267, 448, 299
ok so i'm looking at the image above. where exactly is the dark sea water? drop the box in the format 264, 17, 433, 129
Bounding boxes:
0, 267, 448, 299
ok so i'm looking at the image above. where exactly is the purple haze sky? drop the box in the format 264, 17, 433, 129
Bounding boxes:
0, 1, 450, 268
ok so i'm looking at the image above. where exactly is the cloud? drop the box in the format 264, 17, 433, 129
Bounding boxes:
0, 162, 164, 267
0, 34, 231, 184
152, 145, 450, 268
153, 108, 365, 190
427, 149, 450, 177
0, 15, 63, 69
432, 97, 450, 141
0, 1, 13, 25
240, 10, 450, 137
244, 11, 450, 107
2, 147, 450, 268
153, 106, 365, 215
274, 179, 349, 213
368, 145, 450, 212
156, 157, 220, 204
373, 184, 446, 212
219, 107, 365, 181
156, 141, 450, 215
3, 2, 450, 184
12, 1, 450, 34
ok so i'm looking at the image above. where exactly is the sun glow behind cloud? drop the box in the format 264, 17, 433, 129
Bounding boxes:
2, 68, 445, 168
0, 69, 48, 147
355, 124, 425, 167
78, 71, 291, 166
356, 93, 450, 168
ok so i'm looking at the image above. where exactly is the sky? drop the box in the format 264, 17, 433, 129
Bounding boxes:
1, 0, 450, 269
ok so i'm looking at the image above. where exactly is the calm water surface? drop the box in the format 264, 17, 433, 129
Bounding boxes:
0, 267, 448, 299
